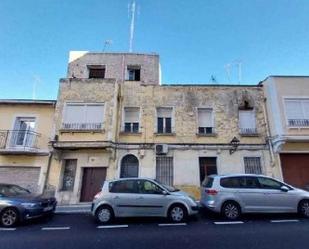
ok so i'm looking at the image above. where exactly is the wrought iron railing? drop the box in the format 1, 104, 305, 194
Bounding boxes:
61, 122, 104, 130
239, 128, 258, 135
288, 119, 309, 127
0, 130, 40, 150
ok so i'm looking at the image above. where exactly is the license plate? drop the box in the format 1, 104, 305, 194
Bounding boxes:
44, 206, 53, 212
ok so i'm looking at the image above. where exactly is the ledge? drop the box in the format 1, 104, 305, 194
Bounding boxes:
239, 133, 260, 137
119, 132, 142, 136
154, 133, 176, 136
196, 133, 217, 137
59, 129, 105, 134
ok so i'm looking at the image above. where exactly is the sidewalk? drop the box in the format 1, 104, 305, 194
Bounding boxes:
55, 203, 92, 214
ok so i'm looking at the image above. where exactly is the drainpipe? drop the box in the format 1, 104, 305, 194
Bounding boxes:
43, 150, 53, 195
262, 97, 275, 168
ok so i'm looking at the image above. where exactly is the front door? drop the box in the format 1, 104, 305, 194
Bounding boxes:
80, 167, 106, 202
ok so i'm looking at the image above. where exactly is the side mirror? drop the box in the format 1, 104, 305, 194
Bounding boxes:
281, 186, 289, 192
162, 190, 169, 195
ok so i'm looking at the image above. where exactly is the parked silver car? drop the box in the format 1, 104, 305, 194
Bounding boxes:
200, 174, 309, 220
91, 178, 199, 223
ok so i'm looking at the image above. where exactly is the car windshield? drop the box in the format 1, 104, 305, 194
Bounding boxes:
0, 185, 30, 197
154, 180, 179, 192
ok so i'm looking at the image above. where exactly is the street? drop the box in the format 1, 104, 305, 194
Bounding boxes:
1, 211, 309, 249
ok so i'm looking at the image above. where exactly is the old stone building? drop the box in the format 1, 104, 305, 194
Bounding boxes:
46, 51, 274, 204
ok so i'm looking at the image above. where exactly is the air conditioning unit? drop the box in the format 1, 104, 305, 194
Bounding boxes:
155, 144, 168, 155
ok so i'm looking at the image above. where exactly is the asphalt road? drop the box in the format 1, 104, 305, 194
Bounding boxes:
1, 211, 309, 249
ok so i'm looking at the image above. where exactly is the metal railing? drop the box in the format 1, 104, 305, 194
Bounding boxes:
239, 128, 258, 135
61, 122, 104, 130
0, 130, 40, 150
288, 119, 309, 127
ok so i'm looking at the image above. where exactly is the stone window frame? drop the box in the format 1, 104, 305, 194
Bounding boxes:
154, 106, 176, 135
241, 153, 265, 175
121, 106, 142, 134
195, 106, 216, 136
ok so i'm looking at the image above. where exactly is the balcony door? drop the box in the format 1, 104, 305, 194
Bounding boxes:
12, 117, 36, 147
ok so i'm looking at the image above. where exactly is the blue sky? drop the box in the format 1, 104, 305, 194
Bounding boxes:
1, 0, 309, 100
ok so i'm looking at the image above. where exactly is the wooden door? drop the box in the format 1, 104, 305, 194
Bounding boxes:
80, 167, 106, 202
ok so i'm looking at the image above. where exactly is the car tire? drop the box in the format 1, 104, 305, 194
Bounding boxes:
298, 200, 309, 218
168, 204, 188, 223
0, 207, 19, 227
221, 201, 241, 220
95, 205, 114, 224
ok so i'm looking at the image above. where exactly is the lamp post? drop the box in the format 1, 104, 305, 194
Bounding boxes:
229, 137, 240, 155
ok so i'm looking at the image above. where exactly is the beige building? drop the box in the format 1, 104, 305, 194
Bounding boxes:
261, 76, 309, 190
47, 51, 273, 204
0, 99, 56, 193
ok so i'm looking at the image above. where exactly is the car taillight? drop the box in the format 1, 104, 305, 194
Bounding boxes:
206, 189, 218, 195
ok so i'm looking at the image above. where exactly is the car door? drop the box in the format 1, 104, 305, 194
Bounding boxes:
236, 176, 268, 212
109, 179, 142, 217
257, 177, 297, 212
135, 180, 167, 216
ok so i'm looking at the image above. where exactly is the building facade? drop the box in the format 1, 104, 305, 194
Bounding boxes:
45, 51, 274, 204
0, 99, 56, 193
262, 76, 309, 190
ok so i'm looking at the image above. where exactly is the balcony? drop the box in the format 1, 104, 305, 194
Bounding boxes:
239, 128, 259, 136
60, 122, 104, 132
288, 119, 309, 127
0, 130, 43, 155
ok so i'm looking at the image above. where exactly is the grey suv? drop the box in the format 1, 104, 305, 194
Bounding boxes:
91, 178, 199, 223
200, 174, 309, 220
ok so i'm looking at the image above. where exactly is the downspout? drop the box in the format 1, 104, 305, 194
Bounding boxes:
43, 150, 53, 195
262, 96, 275, 167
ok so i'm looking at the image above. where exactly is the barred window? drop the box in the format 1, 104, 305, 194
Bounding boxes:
61, 159, 77, 191
156, 156, 173, 186
244, 157, 262, 174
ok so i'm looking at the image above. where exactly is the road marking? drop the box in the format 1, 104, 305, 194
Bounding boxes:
97, 225, 129, 229
158, 223, 187, 226
270, 219, 299, 223
0, 228, 16, 231
214, 221, 244, 225
41, 226, 71, 231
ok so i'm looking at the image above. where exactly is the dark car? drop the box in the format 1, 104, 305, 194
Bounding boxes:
0, 184, 57, 227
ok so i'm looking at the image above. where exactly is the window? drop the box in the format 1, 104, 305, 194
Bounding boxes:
244, 157, 262, 174
257, 177, 283, 190
126, 66, 141, 81
220, 177, 242, 188
120, 155, 139, 178
138, 180, 163, 195
63, 103, 104, 130
88, 65, 105, 79
123, 107, 140, 133
156, 156, 173, 186
109, 180, 138, 193
285, 99, 309, 127
199, 157, 217, 184
61, 159, 77, 191
198, 108, 214, 134
11, 117, 36, 147
157, 107, 173, 134
239, 110, 257, 134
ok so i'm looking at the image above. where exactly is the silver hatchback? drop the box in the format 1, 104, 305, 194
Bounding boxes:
200, 174, 309, 220
91, 178, 198, 224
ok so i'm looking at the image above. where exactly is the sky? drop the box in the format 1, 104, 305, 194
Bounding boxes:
1, 0, 309, 100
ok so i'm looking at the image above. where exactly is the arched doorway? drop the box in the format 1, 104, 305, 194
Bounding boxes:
120, 154, 139, 178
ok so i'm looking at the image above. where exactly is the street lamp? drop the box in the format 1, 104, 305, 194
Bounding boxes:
229, 137, 240, 155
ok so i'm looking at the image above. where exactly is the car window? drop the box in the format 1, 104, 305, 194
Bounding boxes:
243, 177, 260, 189
0, 185, 30, 197
109, 180, 138, 193
257, 177, 282, 190
220, 177, 242, 188
138, 180, 163, 194
202, 177, 214, 188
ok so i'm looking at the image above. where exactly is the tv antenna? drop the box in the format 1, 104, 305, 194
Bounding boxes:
224, 60, 242, 83
32, 74, 42, 100
128, 0, 137, 52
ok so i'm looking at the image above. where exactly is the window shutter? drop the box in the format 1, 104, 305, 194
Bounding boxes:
157, 107, 172, 118
85, 105, 104, 123
198, 109, 213, 127
239, 110, 255, 129
285, 100, 303, 119
64, 104, 85, 123
302, 100, 309, 119
124, 107, 139, 122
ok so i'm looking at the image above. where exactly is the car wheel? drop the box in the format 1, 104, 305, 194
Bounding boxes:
168, 204, 188, 223
221, 201, 241, 220
1, 208, 19, 227
95, 205, 114, 224
298, 200, 309, 218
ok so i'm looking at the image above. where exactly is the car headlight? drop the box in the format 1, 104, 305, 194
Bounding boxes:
21, 202, 39, 208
